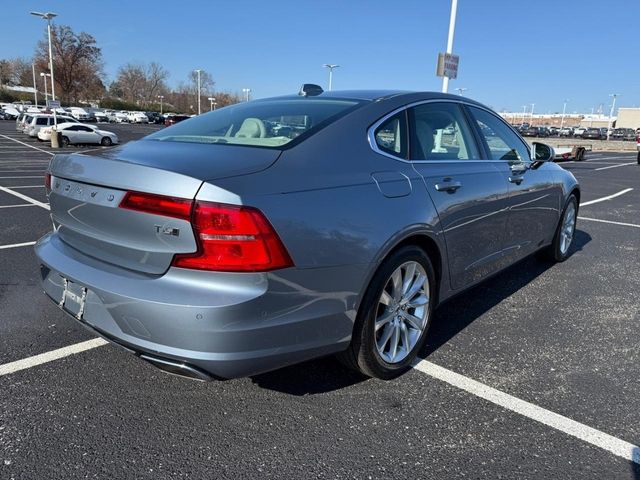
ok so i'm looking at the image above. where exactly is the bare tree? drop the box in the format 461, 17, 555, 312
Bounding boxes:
110, 62, 169, 106
144, 62, 169, 103
0, 57, 34, 86
34, 25, 104, 103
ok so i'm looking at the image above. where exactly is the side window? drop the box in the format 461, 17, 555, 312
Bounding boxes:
468, 106, 530, 161
66, 125, 80, 131
36, 117, 48, 125
408, 102, 479, 160
374, 112, 407, 159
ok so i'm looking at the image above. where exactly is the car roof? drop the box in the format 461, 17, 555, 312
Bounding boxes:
263, 90, 487, 106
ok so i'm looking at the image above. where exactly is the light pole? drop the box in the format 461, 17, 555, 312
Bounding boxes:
157, 95, 164, 115
30, 11, 57, 101
31, 63, 38, 108
322, 64, 340, 91
40, 72, 51, 102
530, 103, 535, 125
521, 105, 527, 126
441, 0, 458, 93
560, 99, 569, 130
242, 88, 251, 102
607, 93, 619, 140
207, 97, 216, 111
455, 87, 467, 96
194, 69, 202, 114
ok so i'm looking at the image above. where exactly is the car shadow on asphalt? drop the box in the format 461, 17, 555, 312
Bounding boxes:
250, 229, 591, 395
422, 228, 591, 357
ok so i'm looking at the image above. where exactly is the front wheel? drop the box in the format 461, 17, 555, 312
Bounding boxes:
61, 136, 70, 147
339, 246, 436, 379
101, 137, 112, 146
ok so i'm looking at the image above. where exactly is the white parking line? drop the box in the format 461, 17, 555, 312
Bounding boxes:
0, 240, 36, 250
594, 163, 636, 171
0, 204, 38, 209
580, 188, 633, 206
8, 185, 45, 189
0, 176, 45, 179
412, 359, 640, 465
0, 134, 54, 156
578, 216, 640, 229
0, 339, 108, 377
0, 186, 50, 210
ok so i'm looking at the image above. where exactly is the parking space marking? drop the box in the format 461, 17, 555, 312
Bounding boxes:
0, 338, 108, 377
578, 216, 640, 229
0, 240, 36, 250
412, 359, 640, 465
0, 204, 38, 209
580, 188, 633, 207
0, 186, 50, 210
7, 185, 45, 189
0, 176, 46, 179
593, 163, 637, 171
0, 134, 54, 156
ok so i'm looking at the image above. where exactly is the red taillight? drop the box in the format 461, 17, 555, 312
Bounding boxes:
172, 201, 293, 272
119, 191, 193, 221
44, 172, 51, 192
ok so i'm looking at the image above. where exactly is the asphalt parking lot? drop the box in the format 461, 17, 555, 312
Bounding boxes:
0, 120, 638, 479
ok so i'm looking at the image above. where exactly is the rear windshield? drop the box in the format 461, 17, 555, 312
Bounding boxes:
145, 98, 363, 148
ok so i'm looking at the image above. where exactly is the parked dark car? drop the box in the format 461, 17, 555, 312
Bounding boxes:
583, 128, 603, 140
537, 126, 551, 138
145, 112, 164, 124
36, 88, 579, 380
521, 126, 539, 137
622, 129, 636, 141
164, 114, 190, 126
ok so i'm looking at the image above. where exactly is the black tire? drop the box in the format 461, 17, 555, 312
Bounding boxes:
61, 136, 70, 147
101, 137, 112, 146
541, 195, 578, 262
338, 246, 436, 380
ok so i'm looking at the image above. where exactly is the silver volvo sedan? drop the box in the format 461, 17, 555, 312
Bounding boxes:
36, 87, 580, 380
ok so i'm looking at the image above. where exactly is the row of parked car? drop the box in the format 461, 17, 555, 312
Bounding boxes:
0, 103, 192, 127
12, 111, 120, 147
514, 123, 639, 140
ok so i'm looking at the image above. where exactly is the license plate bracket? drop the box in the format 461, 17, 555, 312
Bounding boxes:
59, 278, 87, 320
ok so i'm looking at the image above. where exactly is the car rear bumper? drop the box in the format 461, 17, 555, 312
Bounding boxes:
35, 233, 356, 379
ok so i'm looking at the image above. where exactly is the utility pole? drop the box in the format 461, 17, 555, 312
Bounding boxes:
30, 12, 57, 101
194, 69, 202, 114
31, 63, 38, 108
157, 95, 164, 115
560, 99, 568, 130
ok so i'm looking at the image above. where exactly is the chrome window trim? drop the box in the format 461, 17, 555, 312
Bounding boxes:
367, 98, 532, 164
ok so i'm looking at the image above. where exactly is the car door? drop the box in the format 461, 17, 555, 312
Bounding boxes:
76, 125, 97, 143
466, 106, 562, 261
407, 101, 511, 290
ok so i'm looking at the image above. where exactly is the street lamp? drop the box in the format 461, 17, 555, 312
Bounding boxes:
607, 93, 619, 140
157, 95, 164, 115
322, 64, 340, 91
560, 99, 569, 131
30, 11, 57, 101
40, 72, 51, 102
31, 63, 38, 108
194, 69, 202, 114
521, 105, 527, 126
455, 87, 467, 96
242, 88, 251, 102
207, 97, 216, 111
530, 103, 535, 125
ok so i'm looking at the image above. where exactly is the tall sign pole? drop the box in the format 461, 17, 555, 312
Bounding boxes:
442, 0, 458, 93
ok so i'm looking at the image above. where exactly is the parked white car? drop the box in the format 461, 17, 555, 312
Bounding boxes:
40, 123, 119, 146
573, 126, 587, 137
114, 111, 129, 123
68, 107, 91, 121
127, 111, 149, 124
92, 111, 109, 122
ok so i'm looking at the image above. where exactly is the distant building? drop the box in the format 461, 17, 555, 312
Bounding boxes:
615, 108, 640, 129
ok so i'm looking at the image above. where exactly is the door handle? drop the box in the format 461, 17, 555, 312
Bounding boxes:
508, 176, 524, 185
435, 180, 462, 192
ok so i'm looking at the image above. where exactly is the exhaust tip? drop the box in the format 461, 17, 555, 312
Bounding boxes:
139, 354, 214, 381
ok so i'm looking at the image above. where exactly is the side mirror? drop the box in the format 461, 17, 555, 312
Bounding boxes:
531, 142, 554, 162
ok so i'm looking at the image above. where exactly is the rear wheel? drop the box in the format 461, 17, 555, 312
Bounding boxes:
339, 246, 435, 379
61, 136, 70, 147
101, 137, 112, 146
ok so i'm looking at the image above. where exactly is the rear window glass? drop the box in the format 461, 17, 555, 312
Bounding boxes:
145, 98, 362, 148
